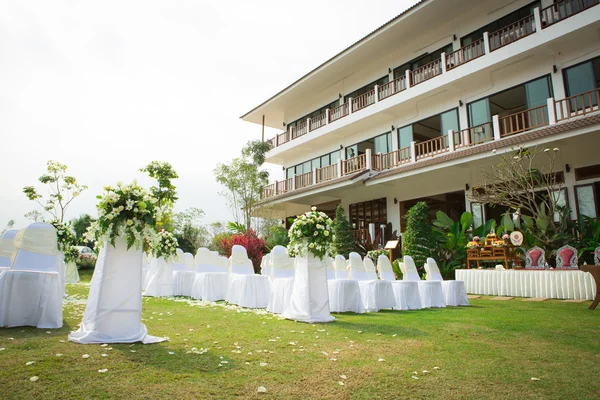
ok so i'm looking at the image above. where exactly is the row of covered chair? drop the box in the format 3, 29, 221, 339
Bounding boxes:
525, 245, 600, 269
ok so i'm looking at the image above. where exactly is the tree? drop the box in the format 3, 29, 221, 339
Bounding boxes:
214, 157, 268, 231
23, 160, 87, 223
402, 201, 436, 271
24, 210, 43, 222
173, 207, 209, 251
333, 205, 356, 258
140, 161, 179, 229
242, 139, 272, 166
71, 214, 96, 247
1, 220, 15, 236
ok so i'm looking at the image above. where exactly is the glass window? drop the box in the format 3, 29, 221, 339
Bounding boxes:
525, 76, 552, 124
563, 58, 599, 109
302, 161, 311, 174
468, 98, 491, 127
311, 158, 321, 171
440, 109, 459, 136
286, 168, 294, 179
330, 151, 340, 164
471, 203, 484, 228
320, 154, 330, 167
553, 189, 568, 222
373, 132, 391, 154
398, 126, 413, 149
346, 146, 357, 159
576, 184, 598, 218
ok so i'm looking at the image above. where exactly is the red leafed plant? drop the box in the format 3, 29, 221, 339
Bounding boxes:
221, 229, 267, 273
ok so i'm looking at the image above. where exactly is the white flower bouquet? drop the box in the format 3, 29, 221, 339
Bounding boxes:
150, 230, 178, 261
287, 207, 335, 260
50, 220, 79, 263
85, 181, 160, 249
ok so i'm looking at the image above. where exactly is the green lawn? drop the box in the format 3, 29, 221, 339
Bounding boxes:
1, 273, 599, 400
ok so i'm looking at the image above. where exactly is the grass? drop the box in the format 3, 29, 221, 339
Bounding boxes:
1, 273, 599, 400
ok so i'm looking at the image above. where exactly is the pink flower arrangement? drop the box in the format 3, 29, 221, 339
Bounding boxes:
473, 236, 481, 242
502, 234, 510, 240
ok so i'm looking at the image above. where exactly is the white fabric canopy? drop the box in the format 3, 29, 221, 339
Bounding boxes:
144, 257, 174, 297
0, 223, 63, 329
69, 238, 165, 344
403, 256, 445, 308
378, 256, 422, 310
456, 269, 596, 300
282, 253, 334, 323
426, 258, 469, 307
226, 245, 269, 308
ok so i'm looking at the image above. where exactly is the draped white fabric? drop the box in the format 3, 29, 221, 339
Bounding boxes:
69, 238, 165, 344
378, 256, 422, 310
456, 269, 596, 300
184, 253, 195, 270
171, 249, 186, 272
327, 279, 365, 313
348, 253, 395, 312
334, 255, 349, 279
426, 258, 469, 307
403, 256, 446, 308
0, 229, 18, 268
283, 253, 334, 323
172, 270, 195, 296
267, 246, 295, 313
377, 255, 396, 282
0, 223, 63, 329
65, 261, 80, 284
226, 245, 269, 308
144, 257, 173, 297
325, 257, 336, 280
363, 257, 379, 280
261, 253, 271, 277
190, 250, 228, 301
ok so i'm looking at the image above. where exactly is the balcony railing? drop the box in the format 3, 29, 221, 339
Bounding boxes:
446, 39, 485, 71
295, 171, 313, 189
378, 76, 407, 100
261, 183, 275, 199
554, 88, 600, 122
276, 178, 293, 194
415, 135, 450, 160
410, 59, 442, 86
499, 105, 548, 137
488, 14, 536, 51
316, 164, 338, 183
329, 102, 349, 123
454, 122, 494, 147
342, 154, 367, 175
263, 5, 597, 150
541, 0, 599, 28
352, 90, 376, 112
309, 113, 327, 132
372, 147, 412, 171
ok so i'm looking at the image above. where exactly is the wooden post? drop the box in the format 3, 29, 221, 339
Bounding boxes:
261, 115, 265, 142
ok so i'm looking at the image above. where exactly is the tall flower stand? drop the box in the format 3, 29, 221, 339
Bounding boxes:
65, 261, 80, 284
282, 253, 334, 323
69, 238, 166, 344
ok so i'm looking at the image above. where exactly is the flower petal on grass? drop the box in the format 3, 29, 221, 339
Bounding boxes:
433, 367, 440, 370
259, 362, 268, 367
338, 381, 345, 386
378, 358, 385, 362
412, 376, 419, 380
82, 354, 90, 359
257, 386, 267, 393
26, 361, 35, 366
340, 375, 347, 380
30, 376, 39, 382
531, 377, 540, 381
98, 369, 108, 373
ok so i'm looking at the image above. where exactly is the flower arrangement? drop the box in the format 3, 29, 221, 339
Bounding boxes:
287, 207, 335, 259
85, 181, 160, 249
150, 230, 178, 261
50, 221, 76, 252
473, 236, 481, 243
63, 247, 81, 264
366, 249, 390, 261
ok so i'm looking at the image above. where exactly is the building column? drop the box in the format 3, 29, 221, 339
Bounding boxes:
551, 66, 567, 101
458, 101, 469, 130
391, 126, 399, 151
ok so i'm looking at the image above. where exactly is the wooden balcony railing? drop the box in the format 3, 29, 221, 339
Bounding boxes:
276, 178, 293, 194
351, 229, 372, 246
342, 154, 367, 175
372, 147, 412, 171
410, 59, 442, 86
446, 39, 485, 71
352, 90, 376, 112
261, 183, 275, 199
378, 76, 407, 100
415, 135, 449, 160
309, 113, 327, 132
554, 88, 600, 122
315, 164, 338, 183
454, 122, 493, 148
292, 121, 308, 139
499, 105, 548, 137
488, 14, 536, 51
541, 0, 599, 28
329, 102, 349, 123
294, 171, 313, 189
266, 137, 275, 147
276, 131, 290, 146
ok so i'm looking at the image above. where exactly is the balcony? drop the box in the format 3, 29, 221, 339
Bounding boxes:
259, 89, 600, 201
265, 1, 599, 152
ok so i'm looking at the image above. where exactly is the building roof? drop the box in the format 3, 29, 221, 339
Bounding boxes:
240, 0, 427, 122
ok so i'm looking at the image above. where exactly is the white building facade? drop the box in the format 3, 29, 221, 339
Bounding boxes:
242, 0, 600, 245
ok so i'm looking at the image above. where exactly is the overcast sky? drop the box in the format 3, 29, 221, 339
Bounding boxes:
0, 0, 419, 229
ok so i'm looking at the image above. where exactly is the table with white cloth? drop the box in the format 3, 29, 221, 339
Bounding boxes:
456, 269, 596, 300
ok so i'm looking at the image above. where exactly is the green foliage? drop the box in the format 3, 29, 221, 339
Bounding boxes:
431, 210, 473, 278
71, 214, 96, 247
366, 249, 389, 261
241, 140, 272, 166
265, 225, 289, 250
24, 210, 43, 222
151, 230, 179, 261
392, 259, 403, 280
227, 221, 247, 234
402, 202, 436, 269
574, 215, 600, 264
173, 208, 209, 251
210, 232, 233, 254
23, 160, 87, 223
332, 205, 356, 258
63, 247, 80, 264
76, 253, 97, 269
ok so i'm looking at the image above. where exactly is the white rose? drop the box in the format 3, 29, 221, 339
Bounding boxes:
311, 206, 317, 211
309, 243, 315, 248
323, 231, 329, 236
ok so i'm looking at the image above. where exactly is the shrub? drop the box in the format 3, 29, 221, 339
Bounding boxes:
265, 225, 289, 250
402, 202, 436, 272
392, 259, 403, 280
210, 232, 232, 254
221, 229, 266, 273
333, 205, 355, 258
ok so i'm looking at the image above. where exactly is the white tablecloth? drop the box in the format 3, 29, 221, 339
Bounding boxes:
456, 269, 596, 300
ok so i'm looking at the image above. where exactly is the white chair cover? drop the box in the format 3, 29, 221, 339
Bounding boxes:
184, 252, 195, 270
425, 258, 469, 306
226, 245, 269, 308
403, 256, 445, 308
144, 257, 174, 297
349, 253, 395, 312
69, 238, 165, 344
325, 256, 336, 280
327, 279, 365, 313
261, 253, 271, 277
267, 246, 294, 314
282, 253, 334, 323
378, 255, 422, 310
171, 249, 185, 271
190, 249, 228, 301
0, 223, 63, 328
172, 250, 194, 296
0, 229, 18, 269
65, 261, 80, 284
334, 255, 349, 279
